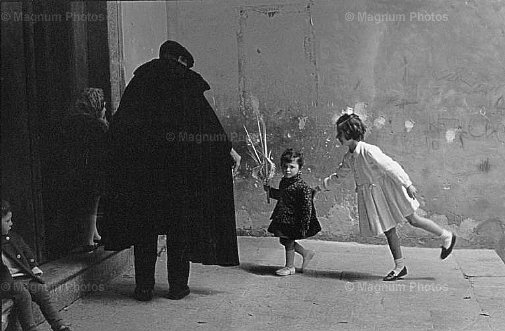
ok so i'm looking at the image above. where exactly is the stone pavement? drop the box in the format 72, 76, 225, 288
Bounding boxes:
41, 237, 505, 331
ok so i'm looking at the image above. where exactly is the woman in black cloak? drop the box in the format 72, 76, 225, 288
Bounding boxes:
102, 41, 241, 301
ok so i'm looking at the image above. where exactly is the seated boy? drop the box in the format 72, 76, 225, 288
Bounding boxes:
1, 200, 71, 331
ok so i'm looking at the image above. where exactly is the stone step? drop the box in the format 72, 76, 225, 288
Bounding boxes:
2, 247, 133, 331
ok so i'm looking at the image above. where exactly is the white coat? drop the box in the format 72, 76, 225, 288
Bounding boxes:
325, 141, 419, 236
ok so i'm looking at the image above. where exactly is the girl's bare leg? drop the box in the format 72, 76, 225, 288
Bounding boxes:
294, 242, 315, 272
92, 196, 101, 241
277, 238, 296, 276
405, 213, 443, 236
406, 212, 455, 258
384, 228, 406, 278
385, 227, 402, 260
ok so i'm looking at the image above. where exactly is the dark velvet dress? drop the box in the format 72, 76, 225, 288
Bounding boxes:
60, 114, 108, 213
267, 174, 321, 240
101, 58, 239, 266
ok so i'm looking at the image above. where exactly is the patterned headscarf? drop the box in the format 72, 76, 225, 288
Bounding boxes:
74, 88, 105, 118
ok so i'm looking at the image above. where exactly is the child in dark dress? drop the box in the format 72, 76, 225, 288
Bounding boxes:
264, 149, 321, 276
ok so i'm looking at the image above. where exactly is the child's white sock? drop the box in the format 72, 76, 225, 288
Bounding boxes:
440, 229, 453, 249
393, 258, 405, 274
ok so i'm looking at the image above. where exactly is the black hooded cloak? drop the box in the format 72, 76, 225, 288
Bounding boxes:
101, 59, 239, 266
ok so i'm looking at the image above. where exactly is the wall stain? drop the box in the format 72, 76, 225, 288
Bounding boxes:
354, 79, 361, 90
237, 8, 247, 115
305, 1, 319, 108
478, 158, 491, 173
298, 116, 308, 130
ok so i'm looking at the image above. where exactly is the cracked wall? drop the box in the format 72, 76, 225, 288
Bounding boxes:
120, 0, 505, 254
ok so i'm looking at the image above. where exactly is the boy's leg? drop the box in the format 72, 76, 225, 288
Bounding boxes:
166, 240, 190, 300
25, 280, 65, 331
384, 228, 407, 281
133, 233, 158, 300
294, 242, 315, 272
0, 280, 38, 331
406, 213, 456, 258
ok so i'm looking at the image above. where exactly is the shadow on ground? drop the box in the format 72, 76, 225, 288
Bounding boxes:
239, 263, 436, 282
239, 263, 279, 276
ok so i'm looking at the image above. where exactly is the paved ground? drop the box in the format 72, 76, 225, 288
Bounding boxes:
40, 237, 505, 331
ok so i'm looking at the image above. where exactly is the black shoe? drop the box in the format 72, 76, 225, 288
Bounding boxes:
134, 287, 153, 301
440, 234, 457, 260
383, 266, 407, 281
167, 286, 190, 300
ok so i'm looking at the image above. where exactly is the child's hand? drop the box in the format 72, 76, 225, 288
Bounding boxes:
230, 148, 241, 177
406, 184, 417, 200
31, 266, 43, 276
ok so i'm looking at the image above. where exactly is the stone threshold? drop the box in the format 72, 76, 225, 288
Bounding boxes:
2, 247, 133, 331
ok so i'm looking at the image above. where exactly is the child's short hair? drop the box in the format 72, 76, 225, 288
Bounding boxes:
336, 113, 366, 141
2, 200, 11, 217
280, 148, 304, 168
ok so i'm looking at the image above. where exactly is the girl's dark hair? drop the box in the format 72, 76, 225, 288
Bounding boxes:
280, 148, 304, 168
336, 113, 366, 141
2, 200, 11, 217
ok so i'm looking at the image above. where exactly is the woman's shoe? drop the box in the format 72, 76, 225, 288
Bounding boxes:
383, 266, 407, 281
275, 266, 295, 276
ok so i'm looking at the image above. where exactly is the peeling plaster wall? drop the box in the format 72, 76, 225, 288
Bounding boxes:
120, 1, 168, 83
120, 0, 505, 253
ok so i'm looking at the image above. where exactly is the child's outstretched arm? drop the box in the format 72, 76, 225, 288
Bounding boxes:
366, 145, 412, 189
319, 153, 353, 191
263, 185, 281, 200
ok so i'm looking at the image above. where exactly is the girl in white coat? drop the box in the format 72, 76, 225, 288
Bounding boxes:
321, 113, 456, 281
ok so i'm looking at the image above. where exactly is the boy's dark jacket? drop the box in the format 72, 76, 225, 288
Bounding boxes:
1, 232, 44, 284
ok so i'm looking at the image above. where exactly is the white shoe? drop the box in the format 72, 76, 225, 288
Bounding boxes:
275, 266, 295, 276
